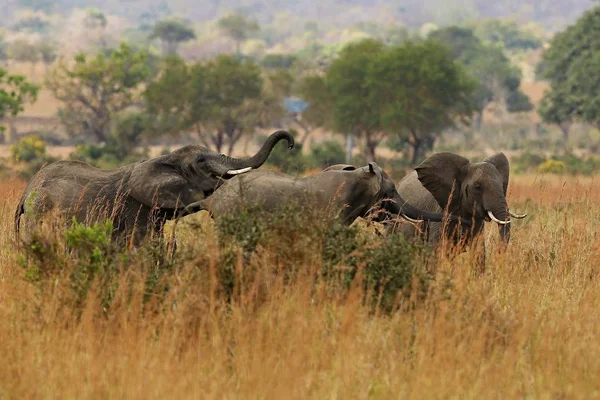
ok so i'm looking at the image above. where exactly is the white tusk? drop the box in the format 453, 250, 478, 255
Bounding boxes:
509, 210, 527, 219
226, 167, 252, 175
487, 210, 511, 225
401, 214, 424, 223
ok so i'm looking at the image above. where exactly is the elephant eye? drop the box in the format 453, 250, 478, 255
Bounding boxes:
474, 183, 482, 191
196, 155, 206, 164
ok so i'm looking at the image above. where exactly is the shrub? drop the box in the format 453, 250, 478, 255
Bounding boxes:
11, 135, 46, 163
10, 136, 59, 179
309, 140, 346, 169
512, 151, 547, 173
18, 218, 177, 310
537, 159, 567, 174
213, 203, 429, 312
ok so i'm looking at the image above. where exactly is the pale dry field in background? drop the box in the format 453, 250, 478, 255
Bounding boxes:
1, 173, 599, 398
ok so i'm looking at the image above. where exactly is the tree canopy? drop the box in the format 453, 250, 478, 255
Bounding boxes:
538, 6, 600, 129
429, 26, 533, 128
301, 38, 475, 163
368, 39, 476, 163
47, 43, 150, 143
149, 19, 196, 55
218, 13, 260, 55
0, 69, 39, 128
145, 54, 277, 154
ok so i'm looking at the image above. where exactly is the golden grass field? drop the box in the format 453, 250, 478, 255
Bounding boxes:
1, 171, 599, 399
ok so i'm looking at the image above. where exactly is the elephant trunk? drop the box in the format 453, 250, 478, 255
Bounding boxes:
207, 130, 295, 176
484, 195, 510, 244
388, 193, 472, 226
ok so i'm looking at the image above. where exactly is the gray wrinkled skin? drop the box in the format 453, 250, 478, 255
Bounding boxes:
187, 163, 470, 227
14, 130, 295, 247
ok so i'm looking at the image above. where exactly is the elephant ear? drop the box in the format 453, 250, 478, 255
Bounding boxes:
128, 161, 199, 209
483, 152, 509, 195
368, 162, 383, 188
415, 152, 470, 211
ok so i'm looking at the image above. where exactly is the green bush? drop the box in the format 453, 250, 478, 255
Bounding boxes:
512, 151, 547, 173
214, 204, 430, 312
18, 218, 177, 310
10, 136, 59, 179
11, 136, 46, 163
309, 140, 346, 169
537, 159, 567, 174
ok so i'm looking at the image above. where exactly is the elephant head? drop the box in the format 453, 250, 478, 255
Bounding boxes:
415, 152, 526, 243
329, 163, 473, 226
128, 129, 295, 211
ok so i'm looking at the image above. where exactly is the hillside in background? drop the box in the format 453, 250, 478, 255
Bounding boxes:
0, 0, 595, 32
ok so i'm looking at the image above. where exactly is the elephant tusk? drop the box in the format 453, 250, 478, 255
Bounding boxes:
401, 214, 424, 223
226, 167, 252, 175
509, 210, 528, 219
487, 210, 511, 225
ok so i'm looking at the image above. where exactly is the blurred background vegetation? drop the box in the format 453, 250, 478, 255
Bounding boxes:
1, 0, 600, 179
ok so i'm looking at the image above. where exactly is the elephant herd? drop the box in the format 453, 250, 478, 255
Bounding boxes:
14, 129, 527, 264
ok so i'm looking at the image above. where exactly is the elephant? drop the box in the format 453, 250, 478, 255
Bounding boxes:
14, 130, 295, 247
391, 152, 527, 265
181, 162, 473, 228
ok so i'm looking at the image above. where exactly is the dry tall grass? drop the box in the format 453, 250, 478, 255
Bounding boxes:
1, 173, 600, 398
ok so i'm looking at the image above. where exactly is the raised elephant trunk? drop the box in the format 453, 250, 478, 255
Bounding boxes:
206, 130, 295, 176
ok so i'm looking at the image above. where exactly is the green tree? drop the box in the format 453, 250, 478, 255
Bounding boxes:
296, 75, 334, 146
468, 18, 543, 51
12, 11, 52, 34
326, 39, 386, 161
7, 39, 39, 75
144, 55, 190, 135
368, 39, 475, 164
186, 55, 264, 154
47, 43, 150, 143
37, 39, 57, 74
218, 13, 260, 56
537, 7, 600, 142
430, 26, 533, 128
149, 19, 196, 56
0, 69, 39, 131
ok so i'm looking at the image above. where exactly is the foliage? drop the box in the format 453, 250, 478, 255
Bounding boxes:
214, 202, 429, 311
11, 135, 46, 163
429, 26, 533, 127
323, 39, 386, 162
537, 159, 567, 174
0, 69, 38, 126
468, 18, 543, 50
309, 140, 346, 169
47, 43, 150, 143
18, 218, 176, 311
144, 55, 190, 135
149, 18, 196, 55
12, 10, 52, 33
7, 39, 39, 65
538, 6, 600, 129
10, 136, 58, 179
145, 54, 268, 154
218, 13, 260, 55
368, 39, 476, 164
261, 53, 297, 69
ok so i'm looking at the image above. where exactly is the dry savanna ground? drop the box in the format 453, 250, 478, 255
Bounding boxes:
0, 172, 599, 399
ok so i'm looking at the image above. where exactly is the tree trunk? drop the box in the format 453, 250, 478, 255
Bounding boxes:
559, 122, 571, 151
474, 111, 483, 131
345, 133, 354, 164
410, 137, 422, 165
